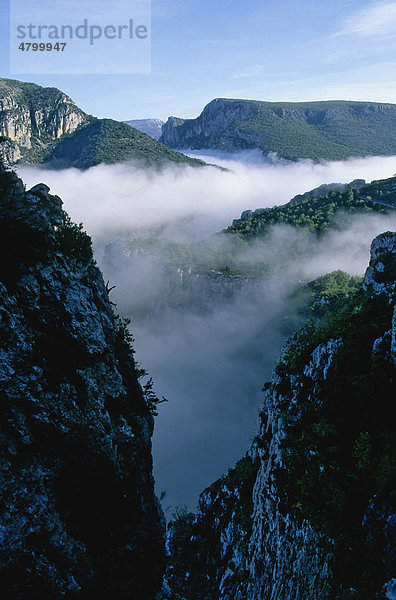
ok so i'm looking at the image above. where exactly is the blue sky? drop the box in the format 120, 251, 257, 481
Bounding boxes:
1, 0, 396, 120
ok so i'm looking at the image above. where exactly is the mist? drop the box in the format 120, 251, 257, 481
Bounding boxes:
18, 152, 396, 244
98, 212, 396, 511
18, 155, 396, 511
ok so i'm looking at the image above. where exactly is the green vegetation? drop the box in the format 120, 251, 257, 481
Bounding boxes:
0, 78, 82, 115
274, 287, 395, 593
166, 97, 396, 161
0, 78, 90, 164
215, 456, 258, 533
56, 211, 93, 264
292, 270, 363, 321
0, 78, 205, 168
113, 315, 166, 417
169, 454, 257, 536
245, 99, 396, 161
123, 177, 395, 280
165, 454, 257, 600
0, 78, 89, 163
46, 118, 206, 168
141, 377, 168, 416
164, 265, 394, 599
227, 179, 395, 239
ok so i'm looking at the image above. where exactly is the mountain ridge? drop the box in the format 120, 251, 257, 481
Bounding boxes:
0, 78, 205, 169
124, 118, 164, 140
228, 175, 396, 238
160, 97, 396, 161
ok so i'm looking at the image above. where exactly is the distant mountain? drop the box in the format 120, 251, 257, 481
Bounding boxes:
160, 98, 396, 161
0, 79, 205, 169
124, 118, 164, 140
45, 118, 206, 169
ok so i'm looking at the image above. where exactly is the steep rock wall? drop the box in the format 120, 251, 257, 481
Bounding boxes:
0, 169, 165, 598
160, 100, 259, 151
164, 232, 396, 600
160, 98, 396, 160
0, 80, 88, 166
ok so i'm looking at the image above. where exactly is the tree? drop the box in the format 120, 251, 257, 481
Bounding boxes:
0, 136, 8, 171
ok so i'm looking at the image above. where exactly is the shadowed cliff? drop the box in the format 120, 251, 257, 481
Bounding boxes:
0, 168, 165, 598
164, 231, 396, 600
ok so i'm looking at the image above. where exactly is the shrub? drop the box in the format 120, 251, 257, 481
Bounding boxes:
56, 211, 93, 264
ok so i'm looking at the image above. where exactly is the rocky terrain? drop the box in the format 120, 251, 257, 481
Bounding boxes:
0, 79, 204, 169
160, 98, 396, 161
0, 79, 88, 166
124, 119, 164, 140
164, 231, 396, 600
0, 143, 394, 599
0, 167, 165, 598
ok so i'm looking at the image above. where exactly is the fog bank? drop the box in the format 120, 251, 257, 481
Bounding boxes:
18, 152, 396, 244
17, 155, 396, 510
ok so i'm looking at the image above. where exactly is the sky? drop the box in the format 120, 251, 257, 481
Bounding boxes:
2, 0, 396, 513
1, 0, 396, 121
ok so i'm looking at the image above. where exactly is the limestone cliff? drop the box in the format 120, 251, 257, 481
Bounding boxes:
160, 98, 396, 161
0, 79, 205, 169
160, 100, 259, 153
124, 119, 165, 140
0, 168, 165, 598
164, 232, 396, 600
0, 79, 88, 166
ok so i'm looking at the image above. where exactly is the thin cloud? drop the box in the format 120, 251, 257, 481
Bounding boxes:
231, 64, 265, 79
334, 0, 396, 38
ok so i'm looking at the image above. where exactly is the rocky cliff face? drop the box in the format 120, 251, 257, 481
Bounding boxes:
0, 79, 205, 169
160, 100, 260, 152
0, 79, 88, 166
0, 169, 165, 598
164, 232, 396, 600
124, 119, 165, 140
160, 98, 396, 161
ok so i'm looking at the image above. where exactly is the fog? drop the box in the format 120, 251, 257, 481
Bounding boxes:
97, 213, 396, 511
19, 152, 396, 243
18, 154, 396, 511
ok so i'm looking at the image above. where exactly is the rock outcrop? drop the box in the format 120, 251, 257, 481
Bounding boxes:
364, 231, 396, 366
164, 232, 396, 600
363, 231, 396, 296
0, 79, 206, 169
0, 169, 165, 598
0, 79, 88, 166
160, 98, 396, 161
124, 119, 165, 140
160, 100, 260, 152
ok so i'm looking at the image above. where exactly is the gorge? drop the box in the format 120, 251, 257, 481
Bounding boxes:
1, 162, 395, 598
